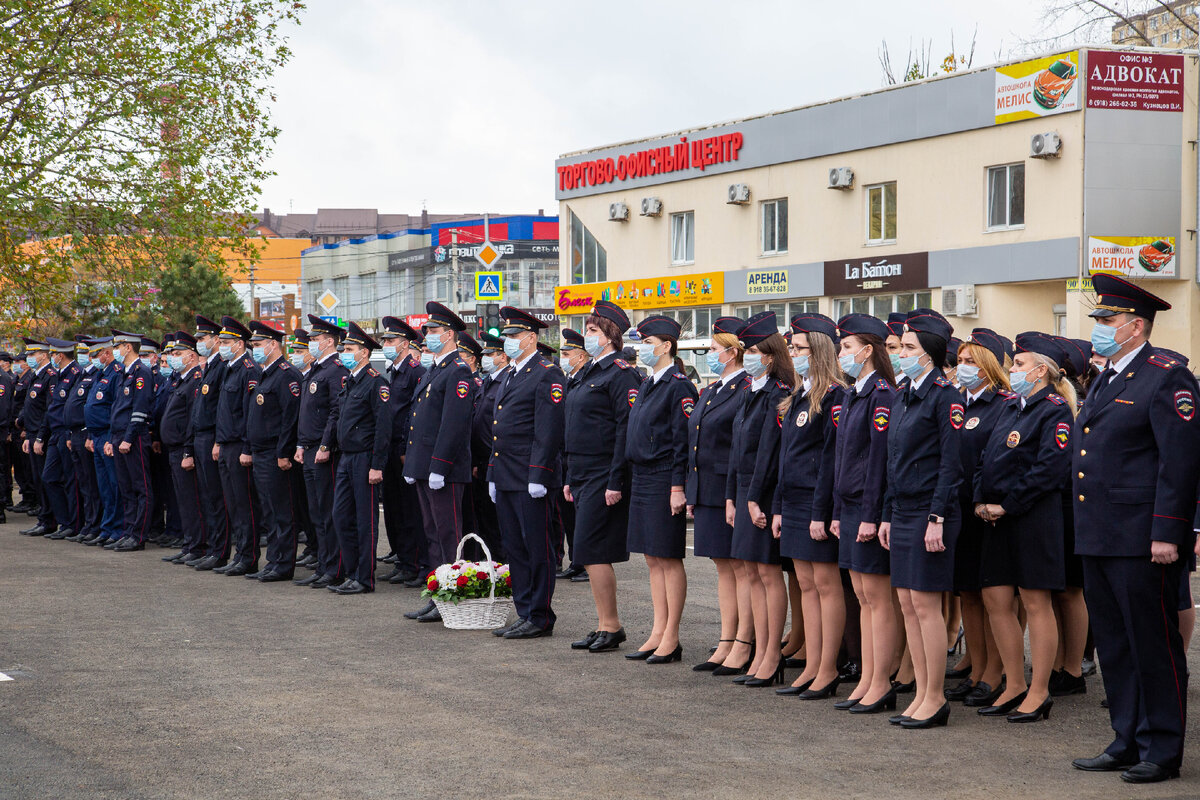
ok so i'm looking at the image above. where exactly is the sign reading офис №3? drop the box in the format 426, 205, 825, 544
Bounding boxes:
745, 269, 788, 296
995, 51, 1080, 124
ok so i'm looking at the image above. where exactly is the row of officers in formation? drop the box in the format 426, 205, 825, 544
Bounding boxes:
4, 273, 1196, 784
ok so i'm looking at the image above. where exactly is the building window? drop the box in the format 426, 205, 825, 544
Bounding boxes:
986, 163, 1025, 230
761, 199, 788, 255
331, 276, 348, 313
358, 273, 376, 319
671, 211, 695, 265
866, 182, 897, 244
660, 305, 721, 340
831, 291, 932, 321
1176, 28, 1183, 42
733, 300, 819, 329
569, 209, 607, 284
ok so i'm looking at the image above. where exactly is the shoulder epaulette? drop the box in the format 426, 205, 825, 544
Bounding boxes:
1147, 353, 1176, 369
934, 375, 951, 387
742, 376, 752, 387
473, 375, 483, 387
540, 360, 553, 369
672, 371, 689, 380
242, 359, 253, 369
875, 378, 889, 391
367, 367, 379, 378
1046, 393, 1066, 405
614, 359, 629, 370
774, 379, 789, 391
997, 389, 1017, 399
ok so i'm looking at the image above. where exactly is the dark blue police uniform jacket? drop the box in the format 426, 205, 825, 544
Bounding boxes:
160, 366, 202, 449
974, 387, 1072, 513
488, 353, 565, 490
626, 367, 698, 486
685, 371, 746, 508
247, 358, 301, 459
563, 354, 641, 491
832, 373, 895, 524
298, 355, 347, 450
403, 352, 474, 484
882, 373, 962, 522
772, 384, 842, 521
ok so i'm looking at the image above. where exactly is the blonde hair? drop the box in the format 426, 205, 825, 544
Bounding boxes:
780, 330, 845, 416
1028, 352, 1079, 418
959, 342, 1011, 393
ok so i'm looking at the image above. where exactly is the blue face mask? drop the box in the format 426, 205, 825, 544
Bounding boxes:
706, 349, 727, 375
159, 363, 174, 377
744, 353, 768, 378
251, 347, 267, 364
889, 353, 902, 374
503, 337, 523, 360
559, 356, 572, 372
25, 355, 37, 369
638, 342, 659, 368
898, 354, 927, 380
167, 354, 184, 371
584, 334, 604, 357
839, 346, 866, 379
1090, 319, 1134, 359
425, 332, 445, 353
481, 355, 496, 374
197, 341, 211, 358
90, 358, 101, 369
382, 345, 398, 361
419, 353, 435, 370
289, 353, 306, 368
76, 353, 89, 366
792, 355, 810, 377
956, 364, 982, 389
219, 345, 234, 361
307, 341, 321, 358
1009, 369, 1040, 397
339, 352, 358, 370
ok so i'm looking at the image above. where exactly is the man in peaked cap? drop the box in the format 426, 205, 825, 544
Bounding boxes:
39, 338, 82, 539
211, 315, 263, 575
285, 328, 315, 567
244, 321, 303, 582
377, 316, 427, 585
183, 315, 232, 570
16, 338, 58, 535
1068, 273, 1200, 783
323, 320, 391, 594
62, 337, 101, 542
402, 302, 475, 620
292, 314, 349, 587
467, 331, 509, 567
145, 335, 180, 548
102, 330, 155, 551
81, 337, 124, 545
488, 306, 566, 639
159, 332, 208, 565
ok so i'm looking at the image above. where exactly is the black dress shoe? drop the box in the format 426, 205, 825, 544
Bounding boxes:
402, 575, 426, 588
81, 535, 104, 546
588, 629, 626, 652
799, 678, 841, 700
555, 564, 584, 580
892, 679, 916, 694
193, 556, 225, 571
162, 551, 186, 563
333, 579, 370, 595
900, 702, 950, 728
213, 561, 234, 573
944, 678, 976, 701
1072, 752, 1138, 772
245, 569, 268, 580
377, 551, 397, 563
1007, 697, 1053, 722
492, 619, 524, 637
387, 569, 419, 585
293, 573, 321, 586
776, 679, 815, 696
978, 691, 1027, 716
405, 600, 436, 619
223, 562, 251, 576
571, 631, 600, 650
416, 606, 442, 622
19, 524, 47, 536
504, 620, 553, 639
888, 714, 910, 725
1050, 671, 1086, 697
104, 537, 129, 550
47, 527, 73, 540
569, 570, 590, 582
311, 575, 339, 589
1120, 761, 1179, 783
645, 645, 682, 664
849, 689, 898, 714
114, 538, 145, 551
258, 571, 292, 583
962, 681, 1003, 707
833, 697, 862, 710
945, 665, 972, 679
624, 648, 655, 661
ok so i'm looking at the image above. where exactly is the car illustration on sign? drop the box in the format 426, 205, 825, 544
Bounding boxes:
1033, 58, 1078, 109
1138, 239, 1174, 272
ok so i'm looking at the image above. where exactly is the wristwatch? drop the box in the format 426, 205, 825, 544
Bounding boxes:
928, 514, 944, 524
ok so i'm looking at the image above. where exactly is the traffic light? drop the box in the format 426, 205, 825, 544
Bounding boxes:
477, 303, 501, 337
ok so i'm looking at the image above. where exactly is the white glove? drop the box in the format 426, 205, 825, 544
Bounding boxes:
489, 482, 497, 503
404, 476, 415, 485
428, 472, 445, 491
528, 482, 547, 499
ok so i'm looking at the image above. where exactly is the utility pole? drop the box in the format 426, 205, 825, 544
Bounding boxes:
249, 261, 257, 316
450, 230, 459, 312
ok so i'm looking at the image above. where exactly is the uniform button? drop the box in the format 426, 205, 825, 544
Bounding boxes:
1083, 426, 1090, 434
1078, 472, 1084, 479
1080, 449, 1086, 456
493, 436, 496, 440
498, 404, 503, 410
1078, 494, 1085, 502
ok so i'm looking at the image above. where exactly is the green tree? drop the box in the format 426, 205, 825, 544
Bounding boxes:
0, 0, 303, 337
156, 252, 246, 333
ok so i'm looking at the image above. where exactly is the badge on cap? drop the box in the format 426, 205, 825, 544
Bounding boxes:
873, 406, 889, 432
550, 383, 563, 404
1055, 422, 1070, 449
1006, 430, 1021, 448
949, 403, 964, 430
681, 397, 695, 417
1175, 389, 1194, 421
964, 416, 980, 430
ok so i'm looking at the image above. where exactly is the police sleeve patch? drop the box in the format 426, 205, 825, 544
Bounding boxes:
776, 410, 784, 428
949, 403, 965, 430
681, 397, 695, 417
455, 381, 469, 399
135, 377, 145, 390
289, 382, 300, 397
831, 404, 842, 428
872, 406, 889, 432
550, 383, 563, 404
1175, 389, 1195, 421
1055, 422, 1070, 449
627, 388, 638, 407
379, 386, 390, 403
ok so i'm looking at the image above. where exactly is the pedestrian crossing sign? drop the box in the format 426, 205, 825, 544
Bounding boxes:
475, 271, 503, 301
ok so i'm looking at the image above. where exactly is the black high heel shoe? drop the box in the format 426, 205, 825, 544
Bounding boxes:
888, 714, 910, 725
744, 663, 786, 687
776, 677, 815, 696
693, 639, 734, 672
1007, 697, 1053, 722
624, 648, 654, 661
799, 677, 841, 700
711, 638, 753, 676
978, 691, 1028, 717
945, 665, 971, 680
849, 689, 898, 714
948, 627, 964, 656
645, 644, 682, 664
833, 697, 862, 710
900, 702, 951, 728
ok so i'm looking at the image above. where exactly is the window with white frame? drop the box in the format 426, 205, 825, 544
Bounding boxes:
659, 306, 720, 339
761, 198, 788, 255
831, 291, 932, 322
671, 211, 694, 265
866, 183, 897, 244
569, 209, 607, 284
733, 300, 820, 330
986, 163, 1025, 230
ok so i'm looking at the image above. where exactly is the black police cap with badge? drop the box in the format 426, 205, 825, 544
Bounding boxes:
218, 316, 251, 341
1088, 271, 1171, 320
249, 320, 285, 343
560, 329, 585, 352
457, 331, 483, 358
589, 300, 630, 333
195, 315, 221, 337
903, 308, 953, 344
343, 320, 381, 351
500, 306, 548, 336
967, 328, 1012, 365
172, 331, 198, 351
1014, 331, 1067, 368
636, 314, 681, 340
306, 313, 347, 341
737, 310, 779, 349
291, 328, 311, 346
712, 316, 746, 337
380, 315, 422, 343
836, 313, 890, 341
886, 311, 907, 338
479, 332, 505, 353
425, 301, 467, 332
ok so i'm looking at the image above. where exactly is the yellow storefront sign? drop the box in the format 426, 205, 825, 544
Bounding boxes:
995, 51, 1080, 125
555, 271, 724, 316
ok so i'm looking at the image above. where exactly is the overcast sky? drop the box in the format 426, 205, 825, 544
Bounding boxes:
255, 0, 1099, 218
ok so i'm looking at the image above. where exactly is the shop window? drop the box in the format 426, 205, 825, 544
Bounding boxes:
831, 291, 932, 322
671, 211, 694, 265
661, 306, 720, 339
866, 183, 897, 244
761, 199, 788, 255
733, 301, 818, 330
357, 272, 377, 318
331, 276, 348, 312
986, 163, 1025, 230
569, 209, 607, 284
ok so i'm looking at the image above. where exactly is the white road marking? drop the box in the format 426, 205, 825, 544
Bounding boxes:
0, 672, 13, 682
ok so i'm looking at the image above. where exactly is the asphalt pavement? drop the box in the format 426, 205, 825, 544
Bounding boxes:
1, 518, 1199, 800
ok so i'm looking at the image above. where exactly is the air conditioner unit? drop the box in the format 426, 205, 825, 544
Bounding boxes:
828, 167, 854, 189
941, 284, 977, 317
640, 197, 663, 217
727, 183, 751, 204
1030, 132, 1062, 158
608, 201, 629, 221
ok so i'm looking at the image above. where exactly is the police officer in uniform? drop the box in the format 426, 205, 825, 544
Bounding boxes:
403, 302, 475, 620
11, 353, 38, 517
64, 339, 100, 542
378, 316, 426, 585
145, 335, 179, 547
105, 329, 154, 551
184, 316, 231, 571
82, 338, 123, 545
159, 333, 207, 564
488, 307, 566, 639
213, 316, 262, 576
18, 338, 57, 536
245, 321, 302, 581
41, 338, 81, 538
285, 329, 314, 567
1070, 274, 1200, 783
294, 315, 349, 588
323, 321, 391, 595
469, 332, 508, 564
0, 352, 14, 524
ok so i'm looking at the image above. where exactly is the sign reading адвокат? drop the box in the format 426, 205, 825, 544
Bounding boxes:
824, 252, 929, 295
1086, 50, 1184, 112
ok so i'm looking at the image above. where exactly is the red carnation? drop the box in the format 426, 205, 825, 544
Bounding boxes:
504, 575, 512, 586
456, 574, 469, 587
427, 578, 438, 590
452, 563, 461, 570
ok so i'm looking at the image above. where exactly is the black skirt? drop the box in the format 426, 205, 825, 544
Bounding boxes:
568, 457, 630, 565
730, 479, 780, 565
626, 466, 687, 559
779, 490, 838, 563
980, 492, 1065, 591
693, 503, 733, 559
889, 503, 960, 592
836, 498, 890, 575
953, 501, 987, 593
1059, 490, 1084, 590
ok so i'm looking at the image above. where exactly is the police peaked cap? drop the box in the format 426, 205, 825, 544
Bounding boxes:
479, 332, 505, 352
291, 328, 311, 346
636, 315, 681, 341
789, 313, 837, 342
249, 320, 285, 343
499, 306, 547, 336
342, 320, 381, 351
306, 313, 346, 341
836, 313, 889, 341
84, 336, 113, 353
139, 336, 160, 354
904, 309, 953, 343
536, 341, 557, 357
1089, 272, 1171, 321
590, 300, 630, 333
886, 312, 907, 338
218, 316, 252, 341
457, 331, 482, 358
380, 316, 421, 343
1015, 331, 1067, 368
45, 337, 76, 354
110, 330, 143, 346
425, 301, 466, 332
172, 331, 198, 351
194, 315, 222, 336
1055, 337, 1092, 378
560, 329, 585, 351
712, 316, 746, 337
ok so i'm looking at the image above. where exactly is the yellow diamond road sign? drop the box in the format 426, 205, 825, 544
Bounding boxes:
316, 289, 339, 313
475, 241, 501, 268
